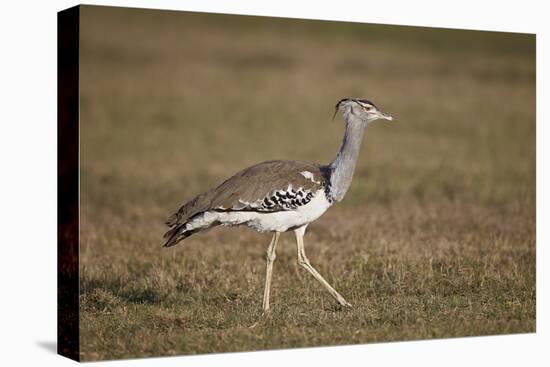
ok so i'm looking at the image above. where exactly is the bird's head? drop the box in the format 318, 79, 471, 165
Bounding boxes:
333, 98, 393, 125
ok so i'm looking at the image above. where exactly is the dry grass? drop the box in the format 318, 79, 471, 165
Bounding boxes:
78, 6, 535, 361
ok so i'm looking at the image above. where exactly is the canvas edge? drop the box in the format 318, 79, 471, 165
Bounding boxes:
57, 4, 80, 362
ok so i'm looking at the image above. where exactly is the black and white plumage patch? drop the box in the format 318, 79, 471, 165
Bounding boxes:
214, 185, 317, 213
318, 165, 335, 204
260, 187, 315, 211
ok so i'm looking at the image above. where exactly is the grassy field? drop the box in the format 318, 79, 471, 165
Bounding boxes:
78, 6, 536, 361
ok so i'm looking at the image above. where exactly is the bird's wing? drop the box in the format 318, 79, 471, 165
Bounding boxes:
165, 160, 328, 227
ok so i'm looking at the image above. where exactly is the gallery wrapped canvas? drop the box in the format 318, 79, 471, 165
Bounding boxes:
58, 4, 535, 362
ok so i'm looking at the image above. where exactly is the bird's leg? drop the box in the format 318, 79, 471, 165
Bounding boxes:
294, 226, 352, 308
262, 232, 281, 312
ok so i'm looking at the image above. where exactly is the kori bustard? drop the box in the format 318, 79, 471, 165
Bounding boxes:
164, 98, 393, 311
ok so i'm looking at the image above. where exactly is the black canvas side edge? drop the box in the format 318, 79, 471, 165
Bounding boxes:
57, 5, 80, 362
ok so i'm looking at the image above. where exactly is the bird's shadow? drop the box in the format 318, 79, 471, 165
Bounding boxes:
36, 340, 57, 354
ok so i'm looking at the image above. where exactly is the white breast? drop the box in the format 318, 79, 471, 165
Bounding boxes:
185, 189, 332, 233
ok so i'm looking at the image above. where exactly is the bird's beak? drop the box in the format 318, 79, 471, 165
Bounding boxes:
377, 111, 394, 121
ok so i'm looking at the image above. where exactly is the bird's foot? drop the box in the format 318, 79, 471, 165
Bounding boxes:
248, 320, 260, 329
337, 297, 352, 308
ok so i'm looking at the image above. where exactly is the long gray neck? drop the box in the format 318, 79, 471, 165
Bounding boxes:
327, 118, 366, 202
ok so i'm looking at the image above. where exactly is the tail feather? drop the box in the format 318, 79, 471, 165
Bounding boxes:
162, 211, 219, 248
162, 221, 204, 248
163, 224, 191, 247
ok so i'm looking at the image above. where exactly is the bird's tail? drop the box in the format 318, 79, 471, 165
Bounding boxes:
162, 224, 195, 248
163, 210, 221, 247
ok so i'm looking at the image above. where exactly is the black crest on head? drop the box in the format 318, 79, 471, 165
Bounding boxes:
333, 98, 351, 120
333, 98, 377, 120
335, 98, 352, 110
335, 98, 377, 110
